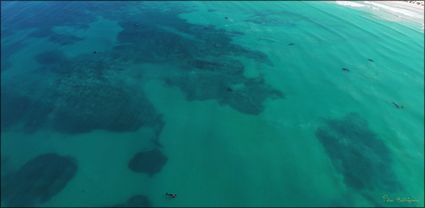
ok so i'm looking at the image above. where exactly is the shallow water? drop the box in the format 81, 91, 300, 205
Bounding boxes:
1, 1, 424, 207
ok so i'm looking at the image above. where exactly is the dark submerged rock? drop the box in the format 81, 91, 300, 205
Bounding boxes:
35, 50, 69, 65
315, 113, 401, 192
1, 92, 32, 130
165, 58, 282, 115
107, 6, 281, 115
52, 75, 161, 134
2, 2, 97, 39
1, 40, 27, 71
3, 3, 282, 135
128, 148, 168, 176
48, 33, 83, 45
1, 90, 53, 132
188, 59, 244, 74
245, 10, 302, 27
6, 48, 164, 135
1, 153, 77, 207
113, 195, 151, 207
35, 52, 164, 134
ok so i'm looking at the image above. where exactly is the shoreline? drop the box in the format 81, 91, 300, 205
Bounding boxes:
335, 1, 424, 30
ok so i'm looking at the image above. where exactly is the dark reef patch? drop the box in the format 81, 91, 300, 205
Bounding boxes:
1, 155, 10, 179
113, 20, 270, 65
245, 10, 300, 27
106, 5, 281, 115
1, 153, 77, 207
35, 50, 69, 65
315, 113, 401, 192
166, 59, 283, 115
21, 101, 55, 133
1, 40, 27, 71
2, 2, 283, 136
128, 148, 168, 176
4, 50, 164, 135
113, 195, 151, 207
52, 72, 161, 134
31, 49, 164, 134
47, 33, 83, 45
187, 59, 244, 74
1, 92, 32, 130
1, 90, 54, 132
36, 51, 113, 77
1, 2, 96, 39
110, 5, 272, 66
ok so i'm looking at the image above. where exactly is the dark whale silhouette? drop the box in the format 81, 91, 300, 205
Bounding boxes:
392, 102, 404, 109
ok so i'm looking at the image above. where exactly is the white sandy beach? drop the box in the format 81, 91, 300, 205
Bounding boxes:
335, 1, 424, 30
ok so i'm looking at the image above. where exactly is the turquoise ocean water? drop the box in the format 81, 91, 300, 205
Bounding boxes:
1, 1, 424, 207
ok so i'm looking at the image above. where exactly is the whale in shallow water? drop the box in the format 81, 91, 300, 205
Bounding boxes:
392, 102, 404, 109
342, 67, 350, 72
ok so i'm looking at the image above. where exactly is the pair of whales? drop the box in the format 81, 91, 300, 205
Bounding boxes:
340, 59, 405, 110
341, 58, 374, 72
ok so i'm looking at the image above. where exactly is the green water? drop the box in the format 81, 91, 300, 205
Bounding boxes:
1, 2, 423, 207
